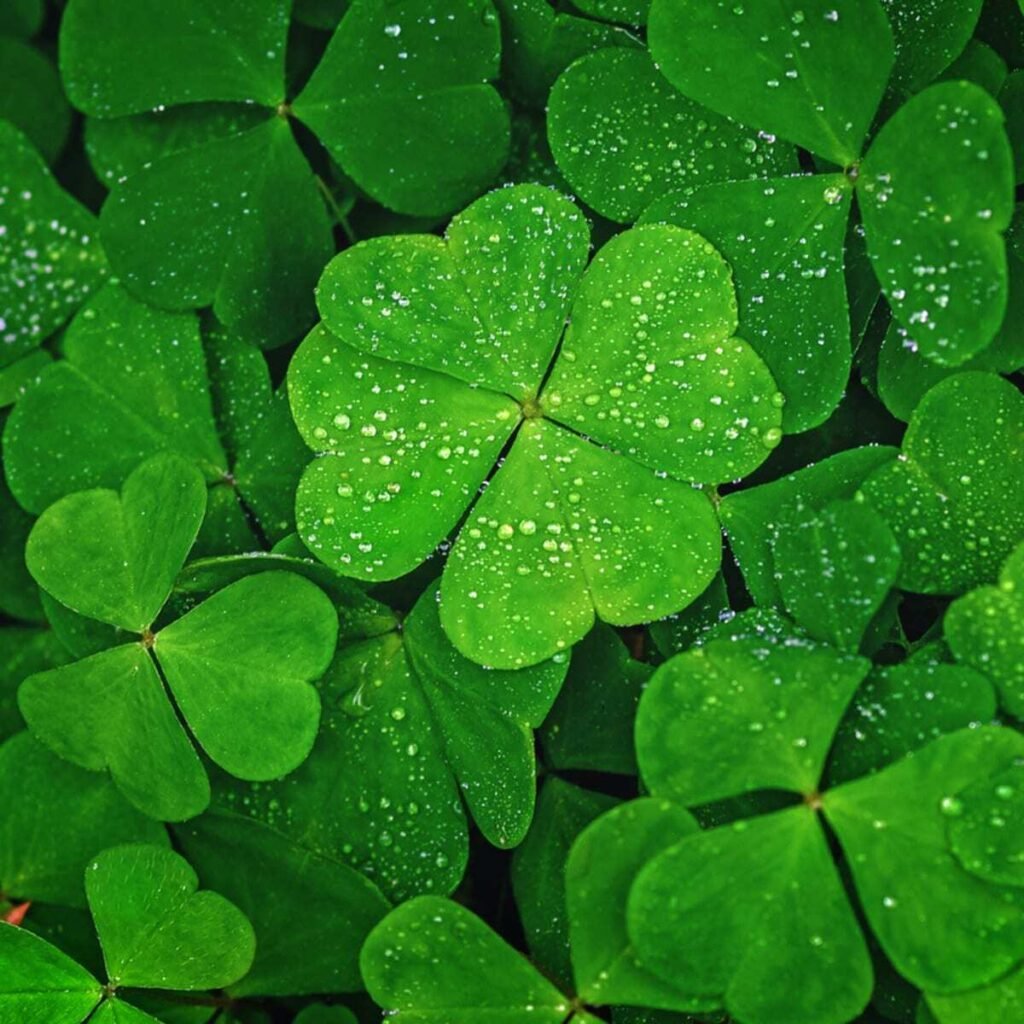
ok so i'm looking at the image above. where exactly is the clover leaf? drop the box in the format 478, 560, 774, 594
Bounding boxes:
216, 579, 566, 899
945, 540, 1024, 716
292, 184, 784, 667
547, 48, 794, 223
641, 173, 853, 432
861, 372, 1024, 595
360, 895, 580, 1023
0, 38, 70, 164
771, 497, 901, 652
0, 732, 167, 909
0, 121, 106, 371
18, 453, 338, 820
60, 0, 509, 345
0, 843, 253, 1022
859, 81, 1014, 366
625, 631, 1024, 1024
647, 0, 895, 167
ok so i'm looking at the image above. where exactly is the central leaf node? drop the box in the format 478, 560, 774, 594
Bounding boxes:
519, 395, 544, 420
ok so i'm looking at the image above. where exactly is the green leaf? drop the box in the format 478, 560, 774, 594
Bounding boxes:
824, 727, 1024, 992
87, 1002, 161, 1024
360, 895, 571, 1023
293, 1007, 358, 1024
173, 811, 389, 996
636, 634, 869, 804
0, 474, 43, 623
99, 118, 332, 350
547, 48, 794, 223
947, 761, 1024, 886
0, 922, 102, 1023
772, 498, 901, 652
1001, 71, 1024, 186
402, 585, 567, 846
880, 0, 983, 95
945, 540, 1024, 716
3, 283, 227, 514
510, 779, 618, 989
0, 732, 168, 908
314, 185, 590, 397
647, 0, 894, 165
928, 967, 1024, 1024
59, 0, 288, 116
0, 349, 51, 410
629, 805, 872, 1024
541, 224, 783, 482
641, 173, 853, 433
860, 81, 1015, 366
290, 324, 520, 580
567, 798, 707, 1011
0, 628, 68, 741
155, 572, 337, 781
827, 660, 997, 786
293, 0, 510, 216
0, 0, 42, 37
0, 38, 70, 164
861, 372, 1024, 594
0, 121, 106, 370
540, 623, 650, 775
26, 454, 207, 633
86, 843, 255, 990
19, 644, 210, 821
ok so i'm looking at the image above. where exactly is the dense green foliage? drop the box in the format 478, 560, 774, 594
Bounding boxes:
1, 1, 1023, 1022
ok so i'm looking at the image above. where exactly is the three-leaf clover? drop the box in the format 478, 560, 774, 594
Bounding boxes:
60, 0, 510, 346
290, 183, 785, 667
0, 843, 255, 1022
18, 453, 338, 821
619, 631, 1024, 1024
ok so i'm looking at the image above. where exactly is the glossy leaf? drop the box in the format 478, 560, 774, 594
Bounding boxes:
360, 896, 571, 1023
293, 0, 510, 216
860, 82, 1015, 366
0, 37, 70, 164
772, 498, 901, 652
642, 173, 853, 433
547, 48, 794, 222
647, 0, 894, 165
861, 372, 1024, 594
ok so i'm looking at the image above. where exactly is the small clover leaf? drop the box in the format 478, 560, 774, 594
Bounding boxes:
0, 842, 253, 1022
86, 843, 255, 991
293, 184, 783, 667
547, 48, 795, 223
772, 497, 902, 653
0, 38, 70, 164
629, 632, 1024, 1023
0, 122, 106, 371
19, 454, 338, 820
172, 811, 390, 997
861, 372, 1024, 594
719, 444, 898, 608
646, 0, 895, 167
217, 580, 567, 899
0, 732, 168, 909
567, 798, 708, 1012
945, 540, 1024, 716
641, 173, 853, 433
25, 452, 207, 633
859, 81, 1015, 365
360, 895, 575, 1023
